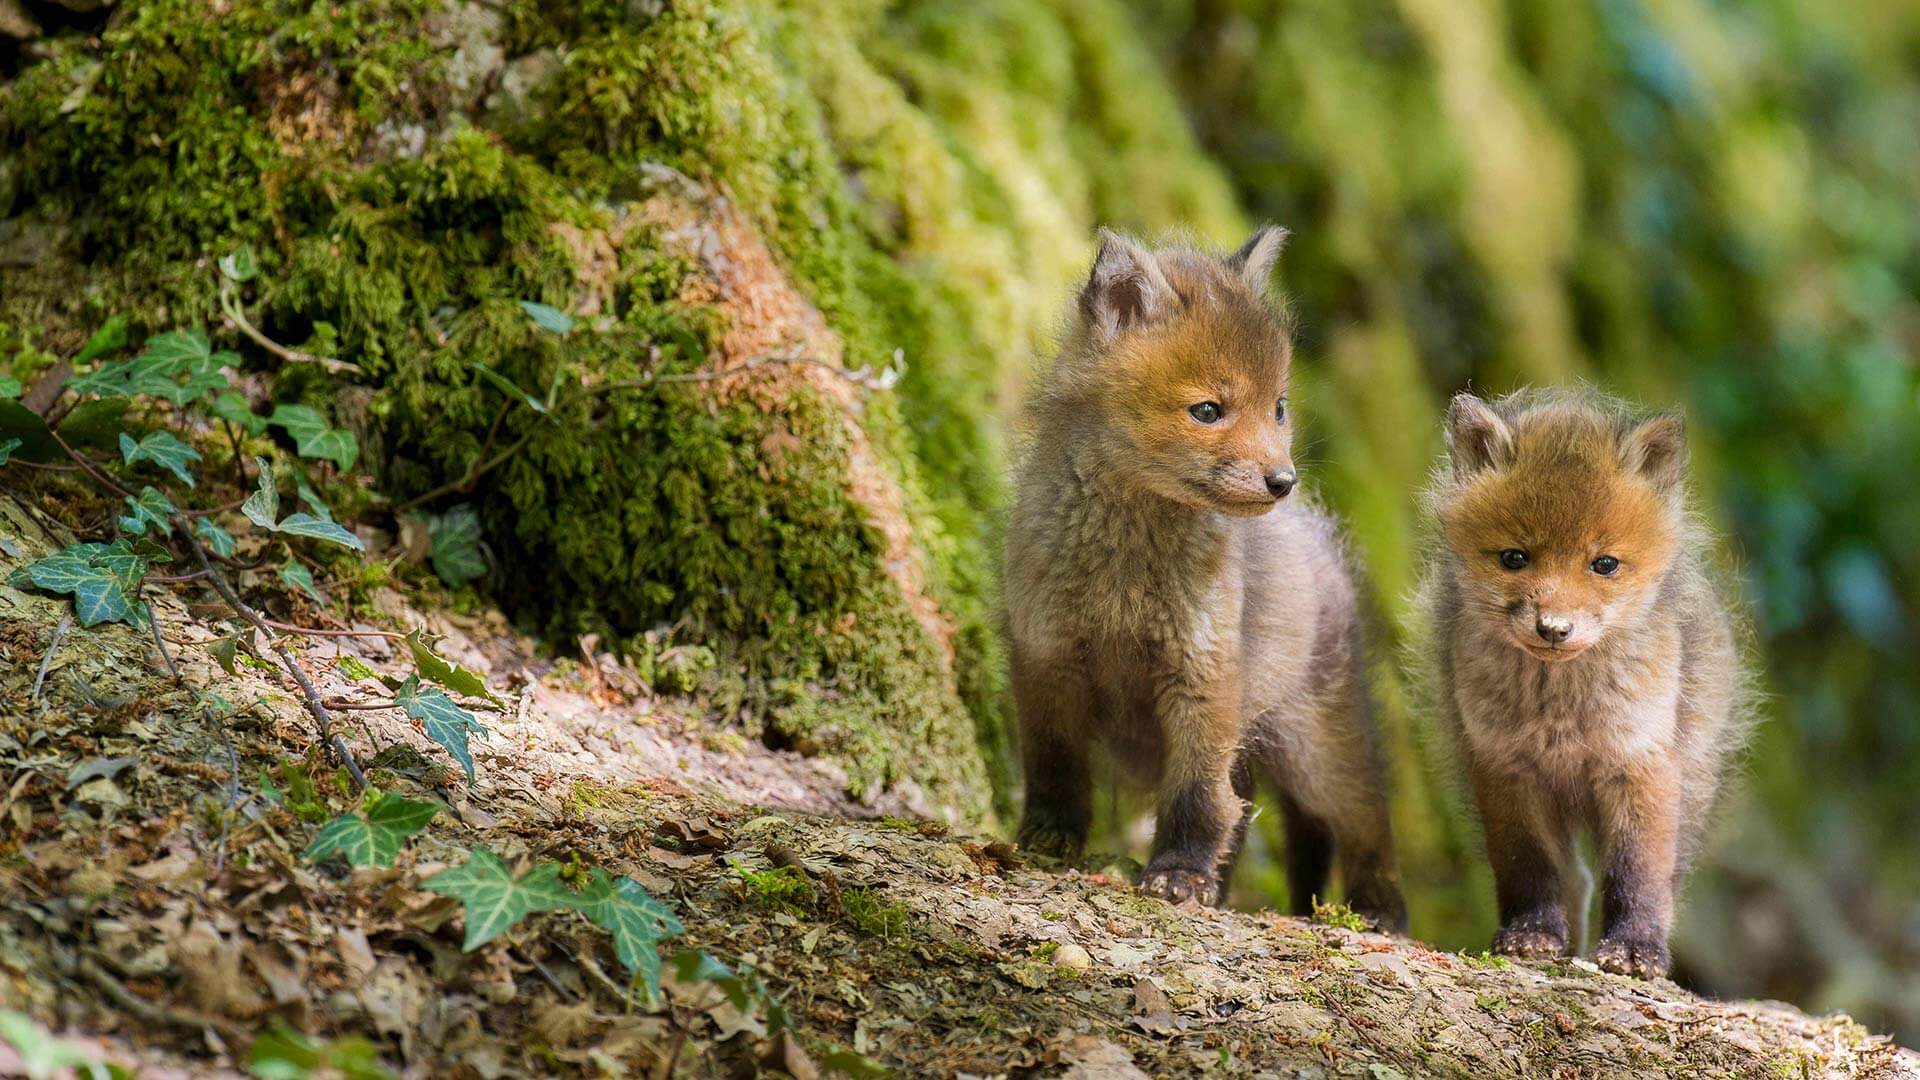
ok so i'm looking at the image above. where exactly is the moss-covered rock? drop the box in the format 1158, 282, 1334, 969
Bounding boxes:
1, 0, 1243, 822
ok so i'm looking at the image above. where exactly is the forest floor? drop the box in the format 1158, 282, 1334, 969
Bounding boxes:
2, 496, 1918, 1080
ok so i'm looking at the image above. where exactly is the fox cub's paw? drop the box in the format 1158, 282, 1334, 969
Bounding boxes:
1014, 823, 1084, 862
1593, 936, 1670, 980
1137, 861, 1219, 906
1346, 880, 1410, 936
1491, 927, 1569, 961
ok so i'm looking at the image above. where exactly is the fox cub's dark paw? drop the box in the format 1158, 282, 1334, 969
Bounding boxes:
1491, 927, 1569, 961
1137, 861, 1219, 906
1014, 823, 1084, 861
1593, 936, 1670, 979
1346, 881, 1410, 936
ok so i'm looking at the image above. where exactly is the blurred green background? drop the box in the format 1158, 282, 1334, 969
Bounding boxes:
3, 0, 1915, 1043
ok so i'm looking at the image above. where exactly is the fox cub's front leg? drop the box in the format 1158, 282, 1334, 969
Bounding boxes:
1592, 763, 1681, 979
1012, 651, 1093, 859
1139, 667, 1245, 906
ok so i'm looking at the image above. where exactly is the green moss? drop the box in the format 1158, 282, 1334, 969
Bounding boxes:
736, 864, 814, 914
840, 887, 910, 941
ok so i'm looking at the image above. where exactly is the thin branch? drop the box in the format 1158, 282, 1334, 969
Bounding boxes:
173, 514, 368, 792
146, 568, 215, 584
322, 699, 403, 711
48, 427, 134, 499
259, 617, 408, 640
595, 348, 901, 394
219, 284, 362, 375
142, 588, 179, 680
393, 429, 534, 513
32, 617, 72, 709
5, 458, 84, 473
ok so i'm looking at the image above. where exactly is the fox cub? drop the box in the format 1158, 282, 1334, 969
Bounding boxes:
1004, 227, 1405, 929
1423, 389, 1752, 978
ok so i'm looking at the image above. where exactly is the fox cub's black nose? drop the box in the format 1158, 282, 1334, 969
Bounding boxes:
1535, 616, 1572, 644
1264, 470, 1296, 499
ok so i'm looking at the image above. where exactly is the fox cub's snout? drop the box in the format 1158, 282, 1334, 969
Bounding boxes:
1074, 227, 1297, 516
1440, 392, 1688, 662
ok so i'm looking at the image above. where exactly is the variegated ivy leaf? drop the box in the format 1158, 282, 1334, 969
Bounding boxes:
118, 486, 175, 537
396, 675, 486, 783
212, 391, 269, 436
406, 630, 501, 705
243, 457, 279, 529
67, 329, 229, 405
242, 456, 363, 550
567, 868, 683, 995
0, 437, 19, 465
194, 518, 237, 558
422, 849, 573, 950
119, 430, 201, 487
280, 560, 324, 603
11, 541, 148, 626
304, 792, 440, 868
269, 404, 359, 470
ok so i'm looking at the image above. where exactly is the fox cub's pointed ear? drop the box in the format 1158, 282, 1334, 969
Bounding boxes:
1446, 393, 1514, 477
1081, 229, 1174, 343
1621, 412, 1687, 492
1225, 224, 1289, 292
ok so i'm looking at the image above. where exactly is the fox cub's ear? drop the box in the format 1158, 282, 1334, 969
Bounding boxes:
1446, 393, 1514, 478
1225, 224, 1289, 292
1620, 412, 1688, 492
1081, 229, 1175, 343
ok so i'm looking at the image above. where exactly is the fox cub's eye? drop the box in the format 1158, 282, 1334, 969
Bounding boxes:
1590, 555, 1621, 576
1498, 549, 1529, 571
1274, 398, 1288, 423
1188, 401, 1223, 424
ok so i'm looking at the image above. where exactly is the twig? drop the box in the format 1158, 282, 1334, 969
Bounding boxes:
517, 948, 578, 1001
77, 955, 246, 1044
5, 458, 84, 473
393, 429, 535, 513
142, 588, 179, 680
48, 427, 134, 499
173, 514, 369, 792
218, 283, 362, 375
322, 699, 403, 711
596, 347, 901, 394
31, 617, 72, 708
259, 617, 408, 640
146, 568, 215, 584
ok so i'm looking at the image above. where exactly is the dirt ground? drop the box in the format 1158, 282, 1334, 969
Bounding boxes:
2, 493, 1917, 1080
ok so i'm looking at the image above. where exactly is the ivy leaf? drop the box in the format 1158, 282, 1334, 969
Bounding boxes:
424, 506, 486, 586
68, 330, 227, 405
13, 543, 146, 626
405, 629, 501, 705
0, 437, 19, 465
277, 512, 364, 550
0, 377, 19, 399
73, 315, 129, 365
396, 675, 487, 782
243, 456, 280, 529
212, 391, 269, 436
56, 398, 131, 450
119, 430, 201, 487
470, 363, 547, 414
518, 300, 573, 335
0, 1009, 113, 1080
269, 404, 359, 470
421, 849, 573, 950
304, 792, 440, 868
568, 868, 683, 995
209, 630, 246, 676
218, 244, 259, 283
194, 518, 237, 558
280, 560, 325, 603
118, 486, 176, 537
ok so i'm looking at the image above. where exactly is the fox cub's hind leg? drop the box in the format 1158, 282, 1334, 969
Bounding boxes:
1279, 792, 1333, 916
1012, 651, 1093, 859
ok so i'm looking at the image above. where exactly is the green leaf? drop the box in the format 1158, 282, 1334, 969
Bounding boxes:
119, 429, 202, 487
243, 457, 279, 528
277, 512, 364, 550
15, 543, 146, 626
213, 391, 269, 436
0, 377, 19, 399
68, 329, 226, 405
0, 402, 57, 463
304, 792, 440, 868
470, 363, 547, 414
195, 517, 237, 558
421, 849, 573, 951
518, 300, 574, 335
568, 869, 683, 995
396, 676, 487, 782
247, 1020, 390, 1080
269, 404, 358, 470
56, 398, 131, 450
405, 630, 501, 705
293, 471, 335, 521
0, 437, 19, 466
219, 244, 259, 283
280, 560, 324, 603
118, 486, 175, 537
210, 630, 246, 676
73, 315, 129, 366
0, 1008, 104, 1080
423, 506, 486, 586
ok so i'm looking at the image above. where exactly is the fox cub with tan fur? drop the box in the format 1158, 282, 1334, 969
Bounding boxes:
1004, 227, 1405, 929
1423, 389, 1753, 978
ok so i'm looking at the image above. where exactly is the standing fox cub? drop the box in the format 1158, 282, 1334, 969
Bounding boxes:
1423, 389, 1753, 978
1005, 227, 1405, 929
